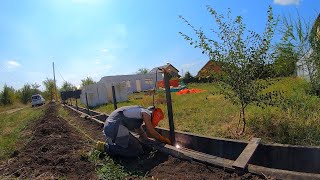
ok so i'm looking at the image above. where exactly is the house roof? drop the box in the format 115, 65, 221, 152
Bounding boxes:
149, 63, 179, 73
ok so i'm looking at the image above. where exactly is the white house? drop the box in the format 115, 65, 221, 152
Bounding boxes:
80, 72, 163, 107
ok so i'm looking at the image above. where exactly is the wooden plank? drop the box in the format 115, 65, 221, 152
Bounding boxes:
132, 133, 234, 170
232, 138, 261, 170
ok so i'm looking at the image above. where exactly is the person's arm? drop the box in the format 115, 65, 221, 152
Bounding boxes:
134, 126, 148, 140
142, 112, 171, 144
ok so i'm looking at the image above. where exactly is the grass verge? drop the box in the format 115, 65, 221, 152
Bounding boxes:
0, 103, 28, 113
0, 106, 45, 162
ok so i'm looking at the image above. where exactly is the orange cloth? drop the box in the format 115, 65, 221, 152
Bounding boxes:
176, 88, 205, 95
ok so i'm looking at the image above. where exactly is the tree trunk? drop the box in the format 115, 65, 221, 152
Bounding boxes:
238, 106, 246, 135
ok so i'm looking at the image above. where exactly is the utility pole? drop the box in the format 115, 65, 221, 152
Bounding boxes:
52, 62, 57, 102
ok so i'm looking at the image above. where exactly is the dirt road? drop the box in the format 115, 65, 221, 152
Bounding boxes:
0, 104, 97, 179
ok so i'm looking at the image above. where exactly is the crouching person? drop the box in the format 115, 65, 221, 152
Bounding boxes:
96, 105, 171, 157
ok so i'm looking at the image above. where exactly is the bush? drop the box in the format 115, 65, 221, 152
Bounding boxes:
0, 85, 15, 105
248, 88, 320, 145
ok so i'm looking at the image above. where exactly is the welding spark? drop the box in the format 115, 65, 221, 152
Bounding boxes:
175, 144, 181, 149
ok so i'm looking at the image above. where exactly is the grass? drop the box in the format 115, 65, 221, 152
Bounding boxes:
0, 102, 28, 113
74, 77, 320, 146
88, 150, 130, 180
0, 106, 45, 162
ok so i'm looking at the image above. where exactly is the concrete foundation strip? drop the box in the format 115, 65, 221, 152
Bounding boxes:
63, 104, 320, 179
233, 138, 261, 170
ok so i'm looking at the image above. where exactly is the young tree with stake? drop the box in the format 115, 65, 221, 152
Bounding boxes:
180, 6, 282, 134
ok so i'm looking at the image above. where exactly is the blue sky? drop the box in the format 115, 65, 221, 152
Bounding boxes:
0, 0, 319, 90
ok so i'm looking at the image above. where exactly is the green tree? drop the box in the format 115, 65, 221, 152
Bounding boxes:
273, 43, 298, 77
1, 84, 15, 105
136, 68, 149, 74
42, 78, 55, 101
182, 71, 194, 84
20, 84, 33, 104
31, 83, 41, 95
60, 81, 76, 91
81, 77, 96, 87
180, 6, 281, 134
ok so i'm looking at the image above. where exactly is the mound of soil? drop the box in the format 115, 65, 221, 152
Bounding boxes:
0, 104, 97, 179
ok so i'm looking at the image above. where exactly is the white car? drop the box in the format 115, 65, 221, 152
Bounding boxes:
31, 94, 45, 107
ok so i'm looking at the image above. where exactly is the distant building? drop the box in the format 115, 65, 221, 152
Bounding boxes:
196, 60, 221, 78
150, 63, 180, 78
80, 73, 163, 107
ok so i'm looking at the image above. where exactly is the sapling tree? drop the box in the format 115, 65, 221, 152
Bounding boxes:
180, 6, 281, 134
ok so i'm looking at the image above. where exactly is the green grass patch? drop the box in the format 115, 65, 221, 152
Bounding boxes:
88, 150, 144, 180
0, 102, 28, 113
0, 106, 45, 161
75, 77, 320, 145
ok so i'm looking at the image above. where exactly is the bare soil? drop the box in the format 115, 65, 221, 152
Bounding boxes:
0, 103, 97, 179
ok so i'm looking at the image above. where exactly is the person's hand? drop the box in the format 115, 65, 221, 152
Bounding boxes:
159, 136, 172, 145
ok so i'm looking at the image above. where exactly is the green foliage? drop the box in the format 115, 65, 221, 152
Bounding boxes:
42, 78, 55, 100
0, 84, 15, 105
136, 68, 149, 74
89, 150, 129, 180
273, 43, 298, 77
20, 84, 32, 104
179, 6, 280, 134
182, 71, 194, 84
60, 81, 76, 92
81, 77, 96, 87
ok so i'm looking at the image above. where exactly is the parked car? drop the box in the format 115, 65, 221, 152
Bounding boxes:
31, 94, 45, 107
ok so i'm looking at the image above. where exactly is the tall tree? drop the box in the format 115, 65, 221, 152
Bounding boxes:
180, 6, 281, 134
43, 78, 55, 101
60, 81, 76, 91
1, 84, 15, 105
273, 43, 298, 77
136, 68, 149, 74
20, 84, 32, 104
182, 71, 194, 84
81, 77, 96, 87
31, 83, 41, 95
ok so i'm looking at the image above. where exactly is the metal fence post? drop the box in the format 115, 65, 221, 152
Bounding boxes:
163, 71, 176, 145
76, 98, 78, 110
85, 92, 90, 115
112, 85, 117, 110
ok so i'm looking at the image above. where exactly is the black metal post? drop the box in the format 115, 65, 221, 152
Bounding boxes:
112, 85, 117, 110
163, 71, 176, 145
85, 92, 90, 115
75, 98, 78, 110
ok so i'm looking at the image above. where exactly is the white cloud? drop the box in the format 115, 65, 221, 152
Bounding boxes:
273, 0, 300, 5
6, 60, 21, 69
